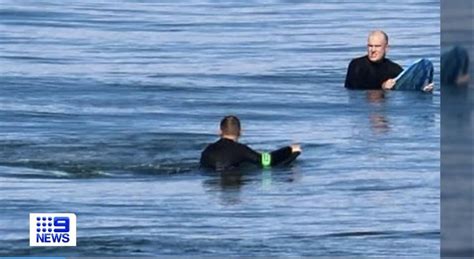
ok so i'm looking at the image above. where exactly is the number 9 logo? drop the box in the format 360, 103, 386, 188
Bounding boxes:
54, 217, 70, 233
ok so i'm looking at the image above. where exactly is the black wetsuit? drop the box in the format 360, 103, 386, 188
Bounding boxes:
345, 55, 403, 90
200, 138, 296, 171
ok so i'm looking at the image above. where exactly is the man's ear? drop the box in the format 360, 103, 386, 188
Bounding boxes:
218, 129, 223, 136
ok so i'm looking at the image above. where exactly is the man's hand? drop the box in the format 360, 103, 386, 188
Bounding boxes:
422, 82, 434, 93
291, 144, 302, 153
456, 74, 470, 86
382, 78, 396, 90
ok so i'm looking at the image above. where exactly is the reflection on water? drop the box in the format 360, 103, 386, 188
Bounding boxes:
202, 170, 247, 205
366, 90, 390, 134
366, 90, 386, 104
262, 171, 272, 190
369, 113, 390, 134
441, 82, 474, 257
202, 167, 301, 205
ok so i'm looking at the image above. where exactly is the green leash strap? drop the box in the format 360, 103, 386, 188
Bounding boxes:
261, 152, 271, 168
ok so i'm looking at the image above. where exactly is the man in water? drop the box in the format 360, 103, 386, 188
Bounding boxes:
441, 45, 470, 86
345, 30, 433, 91
200, 115, 301, 171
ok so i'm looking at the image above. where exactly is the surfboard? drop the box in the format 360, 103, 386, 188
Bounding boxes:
393, 58, 434, 91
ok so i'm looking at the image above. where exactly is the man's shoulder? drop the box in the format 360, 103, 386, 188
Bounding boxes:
350, 55, 368, 63
201, 140, 219, 154
202, 138, 242, 152
384, 58, 402, 67
348, 55, 369, 68
384, 58, 403, 73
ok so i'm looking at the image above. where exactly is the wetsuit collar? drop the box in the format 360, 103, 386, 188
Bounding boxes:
366, 55, 387, 64
221, 135, 238, 142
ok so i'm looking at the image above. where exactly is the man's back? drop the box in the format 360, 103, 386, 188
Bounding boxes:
200, 138, 260, 171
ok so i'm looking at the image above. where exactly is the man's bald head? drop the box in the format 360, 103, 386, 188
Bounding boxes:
367, 30, 390, 62
368, 30, 389, 45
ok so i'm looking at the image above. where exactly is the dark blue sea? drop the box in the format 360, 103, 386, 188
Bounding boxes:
0, 0, 440, 257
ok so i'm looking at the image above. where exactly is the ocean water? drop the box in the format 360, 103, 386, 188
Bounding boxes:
0, 0, 440, 257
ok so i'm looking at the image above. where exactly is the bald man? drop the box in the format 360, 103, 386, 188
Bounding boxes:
345, 30, 403, 90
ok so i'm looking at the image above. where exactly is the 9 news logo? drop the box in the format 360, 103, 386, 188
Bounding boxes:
29, 213, 76, 246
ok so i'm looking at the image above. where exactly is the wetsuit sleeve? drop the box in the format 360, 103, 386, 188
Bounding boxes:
200, 146, 214, 169
239, 144, 262, 165
240, 144, 298, 168
267, 146, 294, 166
392, 62, 403, 78
345, 59, 360, 89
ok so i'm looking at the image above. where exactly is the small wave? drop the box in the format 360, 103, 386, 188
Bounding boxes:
0, 159, 199, 179
124, 162, 197, 175
350, 184, 424, 192
0, 165, 72, 179
326, 179, 425, 192
0, 103, 168, 116
321, 230, 439, 239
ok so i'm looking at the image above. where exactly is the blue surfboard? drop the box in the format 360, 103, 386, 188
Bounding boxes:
393, 58, 434, 91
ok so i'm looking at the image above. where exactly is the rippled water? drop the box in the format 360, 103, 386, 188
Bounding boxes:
0, 0, 440, 256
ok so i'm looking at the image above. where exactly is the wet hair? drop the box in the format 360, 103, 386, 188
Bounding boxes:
369, 30, 389, 45
220, 115, 241, 136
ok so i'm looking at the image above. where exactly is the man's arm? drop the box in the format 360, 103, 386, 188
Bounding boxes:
240, 144, 263, 166
200, 147, 215, 169
382, 78, 397, 90
267, 145, 301, 166
344, 60, 359, 89
382, 62, 403, 90
241, 144, 301, 168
